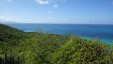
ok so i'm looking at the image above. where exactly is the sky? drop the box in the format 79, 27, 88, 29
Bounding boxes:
0, 0, 113, 24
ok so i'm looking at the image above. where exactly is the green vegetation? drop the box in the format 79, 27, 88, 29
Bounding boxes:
0, 24, 113, 64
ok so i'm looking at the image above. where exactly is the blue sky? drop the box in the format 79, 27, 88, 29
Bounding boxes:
0, 0, 113, 24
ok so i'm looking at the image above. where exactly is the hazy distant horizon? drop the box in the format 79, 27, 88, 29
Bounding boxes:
0, 20, 113, 25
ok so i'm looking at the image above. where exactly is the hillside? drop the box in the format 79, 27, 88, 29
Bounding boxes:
0, 24, 24, 42
0, 24, 113, 64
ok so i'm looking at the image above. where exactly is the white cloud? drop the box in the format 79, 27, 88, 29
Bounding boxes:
0, 16, 7, 20
35, 0, 68, 5
52, 0, 67, 2
53, 4, 58, 8
35, 0, 49, 5
7, 0, 12, 3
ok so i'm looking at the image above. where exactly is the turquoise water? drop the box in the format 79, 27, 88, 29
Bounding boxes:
6, 23, 113, 44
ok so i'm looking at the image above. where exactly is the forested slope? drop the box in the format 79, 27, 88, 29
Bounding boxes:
0, 24, 113, 64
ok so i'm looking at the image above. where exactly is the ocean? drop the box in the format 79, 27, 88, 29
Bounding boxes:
6, 23, 113, 44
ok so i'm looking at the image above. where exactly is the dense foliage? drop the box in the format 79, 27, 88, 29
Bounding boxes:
0, 24, 113, 64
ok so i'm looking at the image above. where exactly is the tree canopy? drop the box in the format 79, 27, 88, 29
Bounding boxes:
0, 24, 113, 64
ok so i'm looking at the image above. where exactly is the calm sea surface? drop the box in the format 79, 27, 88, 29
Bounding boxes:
6, 23, 113, 44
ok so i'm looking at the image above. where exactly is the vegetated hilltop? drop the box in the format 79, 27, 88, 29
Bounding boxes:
0, 24, 24, 42
0, 23, 113, 64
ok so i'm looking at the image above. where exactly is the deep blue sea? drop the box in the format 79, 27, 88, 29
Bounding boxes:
6, 23, 113, 44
